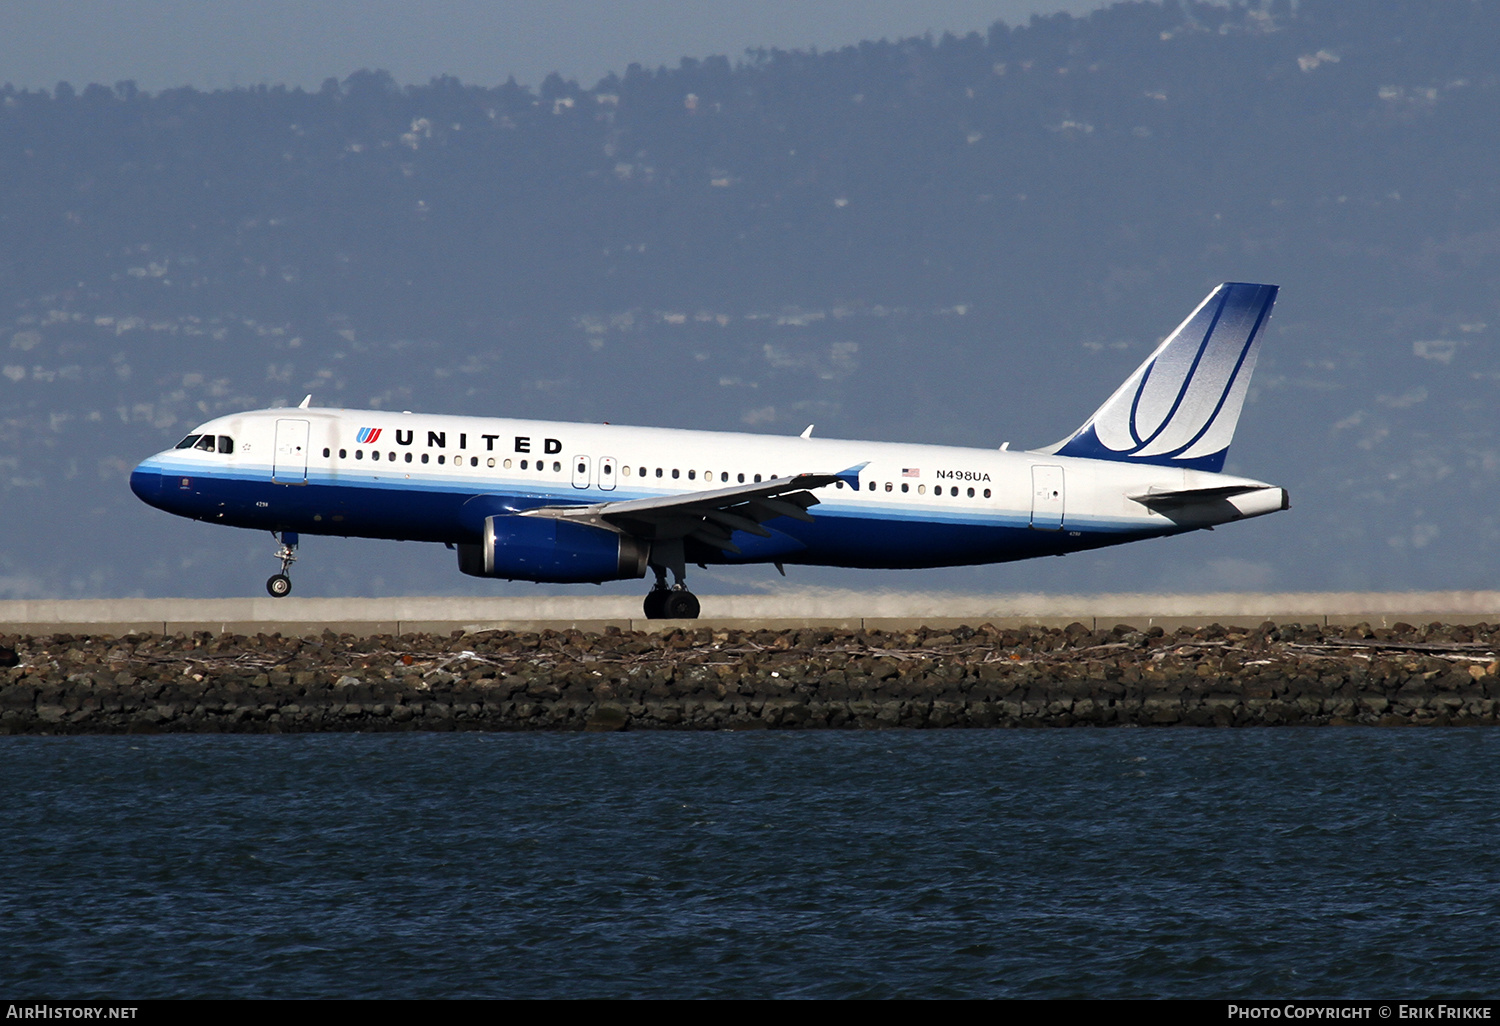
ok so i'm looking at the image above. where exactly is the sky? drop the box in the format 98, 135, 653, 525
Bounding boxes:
4, 0, 1115, 94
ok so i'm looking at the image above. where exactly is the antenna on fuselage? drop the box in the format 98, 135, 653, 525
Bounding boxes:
298, 395, 312, 409
800, 425, 814, 439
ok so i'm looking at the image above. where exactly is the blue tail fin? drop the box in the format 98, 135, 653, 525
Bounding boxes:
1039, 282, 1278, 473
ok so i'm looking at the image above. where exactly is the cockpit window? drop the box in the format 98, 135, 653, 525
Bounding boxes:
175, 434, 202, 450
218, 436, 234, 454
193, 435, 217, 452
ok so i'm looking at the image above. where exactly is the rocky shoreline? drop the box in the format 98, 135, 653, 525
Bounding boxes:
3, 620, 1499, 734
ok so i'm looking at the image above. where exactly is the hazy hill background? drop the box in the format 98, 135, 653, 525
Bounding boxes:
3, 0, 1498, 600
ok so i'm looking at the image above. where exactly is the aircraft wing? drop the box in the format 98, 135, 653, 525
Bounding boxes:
522, 463, 867, 553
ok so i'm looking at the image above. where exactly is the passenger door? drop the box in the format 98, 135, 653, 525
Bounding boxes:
1030, 465, 1064, 530
273, 419, 309, 485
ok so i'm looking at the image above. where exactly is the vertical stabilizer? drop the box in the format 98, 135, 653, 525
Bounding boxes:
1038, 282, 1277, 472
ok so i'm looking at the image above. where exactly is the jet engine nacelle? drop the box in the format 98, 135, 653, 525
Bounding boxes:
456, 515, 649, 583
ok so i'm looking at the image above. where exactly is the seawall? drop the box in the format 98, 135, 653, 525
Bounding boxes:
3, 610, 1499, 733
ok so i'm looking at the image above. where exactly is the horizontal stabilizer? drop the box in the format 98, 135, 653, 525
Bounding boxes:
1039, 283, 1278, 472
1128, 484, 1264, 508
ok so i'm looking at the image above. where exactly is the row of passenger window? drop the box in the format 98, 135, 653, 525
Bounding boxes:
315, 446, 993, 499
624, 466, 765, 482
837, 480, 992, 499
175, 433, 234, 454
322, 447, 543, 469
318, 449, 777, 482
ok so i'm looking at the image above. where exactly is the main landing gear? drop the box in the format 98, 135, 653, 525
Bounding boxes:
266, 531, 297, 598
642, 540, 700, 620
643, 581, 700, 620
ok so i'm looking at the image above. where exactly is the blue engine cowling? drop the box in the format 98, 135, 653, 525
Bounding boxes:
456, 515, 649, 583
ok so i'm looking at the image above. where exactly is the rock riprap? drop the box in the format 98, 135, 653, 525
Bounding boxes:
2, 621, 1498, 733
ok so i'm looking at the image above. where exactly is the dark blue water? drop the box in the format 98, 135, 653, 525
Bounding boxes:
1, 730, 1496, 999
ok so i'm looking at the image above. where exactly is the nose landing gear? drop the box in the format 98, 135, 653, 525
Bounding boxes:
266, 531, 298, 598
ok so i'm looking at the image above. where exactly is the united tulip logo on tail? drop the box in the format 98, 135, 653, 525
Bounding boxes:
1044, 282, 1278, 473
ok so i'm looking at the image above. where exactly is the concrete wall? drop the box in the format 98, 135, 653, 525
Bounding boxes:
3, 591, 1498, 636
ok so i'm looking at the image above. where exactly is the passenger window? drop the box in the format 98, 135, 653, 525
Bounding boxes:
884, 482, 892, 492
672, 469, 680, 479
656, 468, 663, 478
835, 480, 844, 489
174, 434, 201, 450
737, 473, 745, 483
356, 450, 364, 460
983, 488, 991, 498
405, 453, 412, 463
967, 487, 975, 498
951, 487, 959, 497
372, 451, 381, 461
471, 457, 478, 467
754, 474, 761, 483
918, 484, 926, 495
721, 472, 728, 482
487, 458, 496, 468
520, 459, 528, 469
389, 452, 395, 462
552, 461, 560, 472
219, 436, 234, 454
322, 447, 330, 458
901, 483, 909, 493
339, 449, 347, 458
867, 481, 875, 491
421, 454, 429, 464
504, 459, 513, 469
438, 455, 445, 465
688, 470, 695, 480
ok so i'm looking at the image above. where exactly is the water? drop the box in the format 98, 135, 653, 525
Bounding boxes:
1, 730, 1496, 998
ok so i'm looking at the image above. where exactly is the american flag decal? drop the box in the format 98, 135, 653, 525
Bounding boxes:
902, 467, 919, 478
356, 427, 382, 444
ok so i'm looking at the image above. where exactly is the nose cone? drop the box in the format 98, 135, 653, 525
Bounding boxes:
130, 459, 164, 506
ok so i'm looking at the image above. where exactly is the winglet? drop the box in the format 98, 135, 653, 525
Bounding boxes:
298, 394, 312, 409
834, 462, 868, 489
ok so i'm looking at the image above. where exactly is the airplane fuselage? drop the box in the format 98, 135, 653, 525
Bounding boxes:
131, 406, 1287, 572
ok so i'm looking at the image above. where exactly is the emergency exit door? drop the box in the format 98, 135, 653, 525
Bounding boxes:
572, 455, 592, 489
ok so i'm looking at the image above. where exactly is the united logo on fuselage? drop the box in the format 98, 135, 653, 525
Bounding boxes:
356, 427, 382, 444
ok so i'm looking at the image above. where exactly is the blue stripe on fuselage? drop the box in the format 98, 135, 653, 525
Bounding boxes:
131, 460, 1181, 568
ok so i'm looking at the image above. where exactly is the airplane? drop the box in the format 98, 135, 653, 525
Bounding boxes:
130, 282, 1288, 619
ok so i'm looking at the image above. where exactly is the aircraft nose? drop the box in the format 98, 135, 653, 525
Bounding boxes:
130, 460, 164, 504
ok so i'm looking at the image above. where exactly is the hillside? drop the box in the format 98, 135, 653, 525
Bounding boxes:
2, 0, 1498, 599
